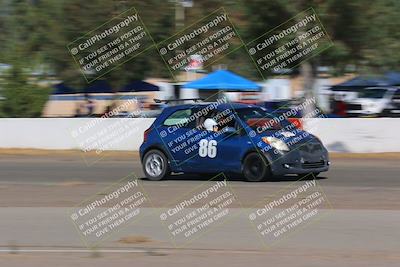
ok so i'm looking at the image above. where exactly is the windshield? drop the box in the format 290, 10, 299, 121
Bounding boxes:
235, 107, 285, 131
359, 89, 387, 99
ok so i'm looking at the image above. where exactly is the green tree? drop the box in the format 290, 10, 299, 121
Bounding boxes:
0, 64, 50, 118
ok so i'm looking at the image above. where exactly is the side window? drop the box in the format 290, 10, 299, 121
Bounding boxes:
163, 109, 195, 128
196, 109, 238, 132
214, 109, 237, 130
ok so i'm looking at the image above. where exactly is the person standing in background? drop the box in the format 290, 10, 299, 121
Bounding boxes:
86, 99, 95, 116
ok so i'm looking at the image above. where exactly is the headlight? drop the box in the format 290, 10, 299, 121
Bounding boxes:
262, 137, 289, 151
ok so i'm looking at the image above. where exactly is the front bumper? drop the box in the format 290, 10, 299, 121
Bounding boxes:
267, 144, 330, 176
347, 110, 379, 117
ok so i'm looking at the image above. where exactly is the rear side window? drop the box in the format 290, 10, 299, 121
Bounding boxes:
163, 109, 194, 128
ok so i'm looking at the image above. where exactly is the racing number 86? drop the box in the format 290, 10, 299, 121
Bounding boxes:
198, 139, 217, 158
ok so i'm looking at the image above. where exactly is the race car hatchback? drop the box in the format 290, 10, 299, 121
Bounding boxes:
140, 101, 329, 182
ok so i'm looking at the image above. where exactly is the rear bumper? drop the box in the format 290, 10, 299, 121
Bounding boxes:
267, 147, 330, 176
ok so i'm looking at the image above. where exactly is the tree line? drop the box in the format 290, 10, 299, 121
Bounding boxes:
0, 0, 399, 116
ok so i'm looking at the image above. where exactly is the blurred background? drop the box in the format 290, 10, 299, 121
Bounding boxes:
0, 0, 400, 118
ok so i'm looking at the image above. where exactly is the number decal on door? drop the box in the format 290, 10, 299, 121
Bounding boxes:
198, 139, 217, 158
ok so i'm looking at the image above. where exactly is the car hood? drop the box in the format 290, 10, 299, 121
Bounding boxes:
350, 98, 384, 104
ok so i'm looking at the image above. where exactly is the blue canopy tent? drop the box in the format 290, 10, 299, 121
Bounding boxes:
51, 80, 159, 102
50, 83, 81, 101
182, 69, 261, 91
119, 80, 159, 92
331, 72, 400, 91
52, 83, 77, 95
51, 80, 113, 95
52, 80, 159, 94
84, 80, 113, 94
182, 70, 261, 101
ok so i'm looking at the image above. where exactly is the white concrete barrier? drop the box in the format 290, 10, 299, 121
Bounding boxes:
0, 118, 399, 153
0, 118, 155, 151
304, 118, 400, 153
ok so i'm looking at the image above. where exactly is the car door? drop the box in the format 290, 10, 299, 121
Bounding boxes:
188, 110, 250, 173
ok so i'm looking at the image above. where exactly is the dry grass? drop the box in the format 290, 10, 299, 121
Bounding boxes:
117, 235, 152, 244
54, 181, 91, 187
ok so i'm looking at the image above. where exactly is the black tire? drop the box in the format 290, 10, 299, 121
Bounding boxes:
379, 109, 391, 117
143, 149, 170, 181
242, 152, 271, 182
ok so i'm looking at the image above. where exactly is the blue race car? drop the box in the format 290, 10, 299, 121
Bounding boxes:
140, 100, 330, 182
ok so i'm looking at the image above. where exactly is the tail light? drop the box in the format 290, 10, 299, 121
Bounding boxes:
143, 127, 152, 142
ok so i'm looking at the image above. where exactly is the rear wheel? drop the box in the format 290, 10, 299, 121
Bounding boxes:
143, 149, 170, 181
242, 152, 271, 182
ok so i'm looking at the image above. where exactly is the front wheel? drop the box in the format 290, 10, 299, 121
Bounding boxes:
379, 109, 391, 117
143, 149, 170, 181
242, 152, 271, 182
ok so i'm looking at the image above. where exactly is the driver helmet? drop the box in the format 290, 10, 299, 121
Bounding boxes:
204, 118, 218, 131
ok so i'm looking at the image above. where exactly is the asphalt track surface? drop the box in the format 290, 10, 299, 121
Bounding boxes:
0, 153, 399, 267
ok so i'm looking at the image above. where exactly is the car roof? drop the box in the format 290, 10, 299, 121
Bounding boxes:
164, 102, 258, 111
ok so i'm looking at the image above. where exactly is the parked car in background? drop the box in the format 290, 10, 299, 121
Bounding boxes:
329, 89, 360, 103
388, 89, 400, 117
346, 87, 400, 117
